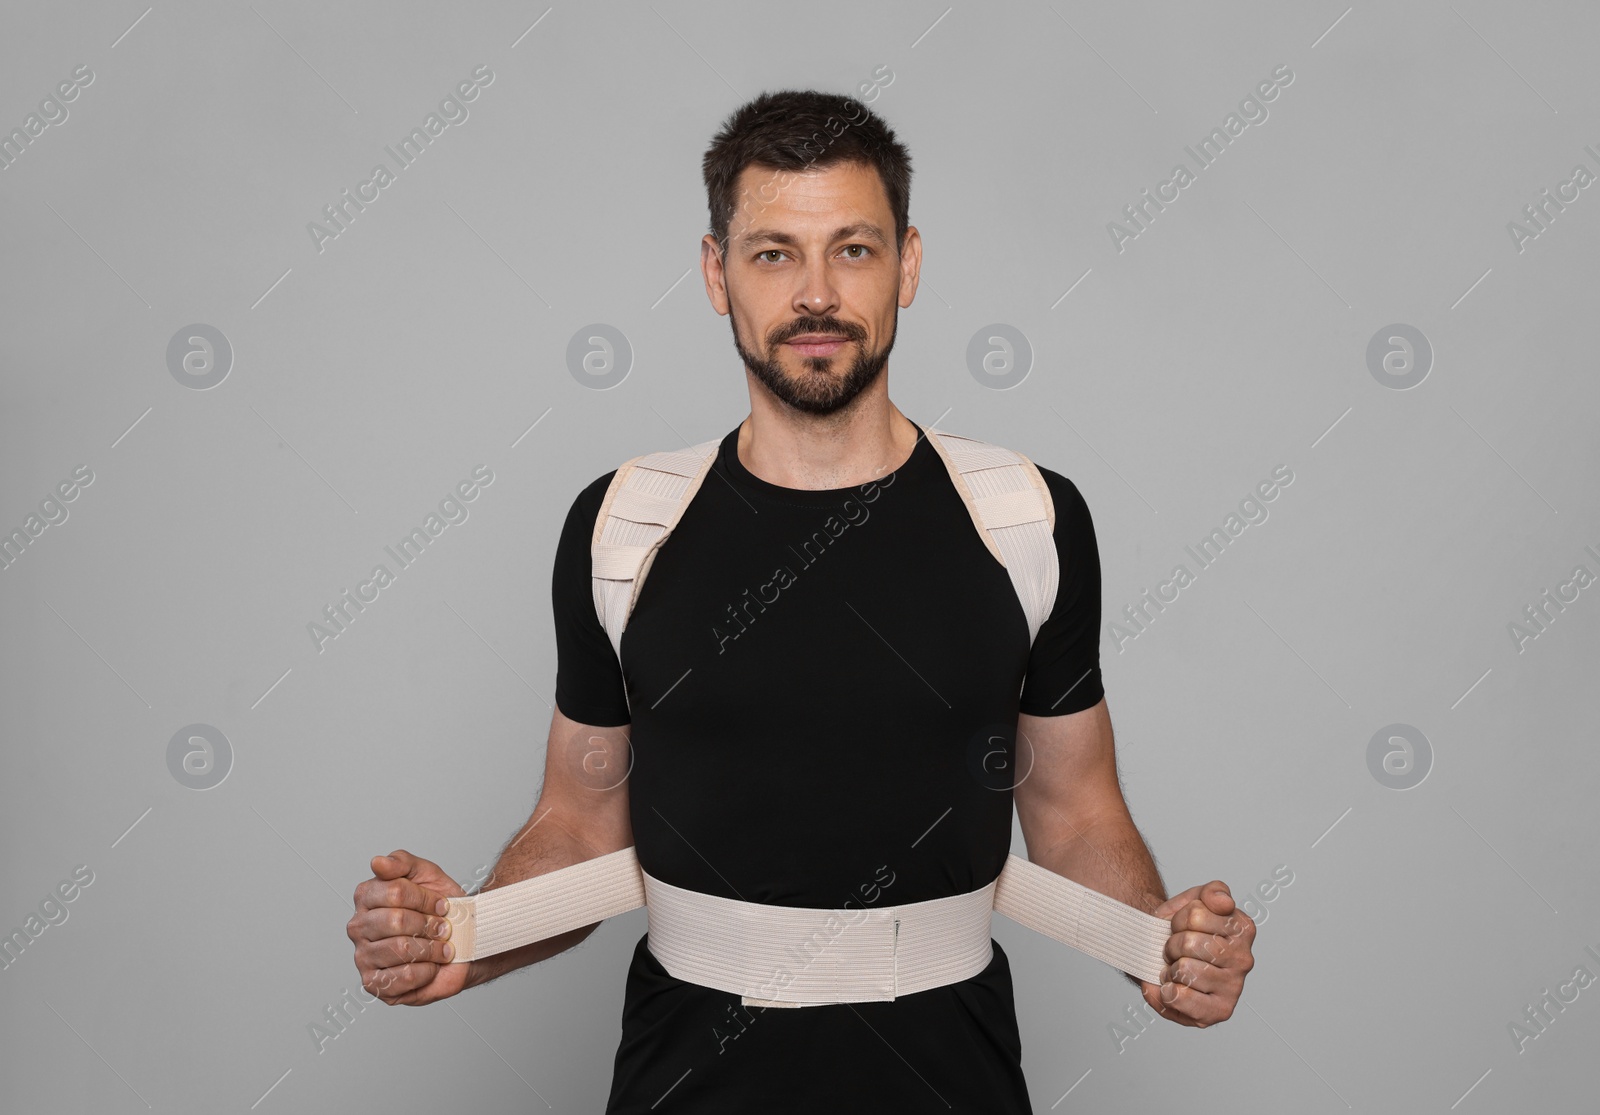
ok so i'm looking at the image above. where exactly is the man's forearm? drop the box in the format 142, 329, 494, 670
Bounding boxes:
1030, 810, 1167, 986
462, 807, 614, 989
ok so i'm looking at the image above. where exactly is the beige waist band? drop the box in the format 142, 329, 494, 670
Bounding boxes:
444, 847, 1170, 1006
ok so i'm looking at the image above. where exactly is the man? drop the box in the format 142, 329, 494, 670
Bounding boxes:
348, 88, 1255, 1112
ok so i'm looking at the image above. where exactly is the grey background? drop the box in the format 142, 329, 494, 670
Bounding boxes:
2, 1, 1596, 1111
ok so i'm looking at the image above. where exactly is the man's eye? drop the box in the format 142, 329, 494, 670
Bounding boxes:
754, 246, 871, 263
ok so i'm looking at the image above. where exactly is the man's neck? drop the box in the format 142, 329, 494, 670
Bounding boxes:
736, 392, 920, 491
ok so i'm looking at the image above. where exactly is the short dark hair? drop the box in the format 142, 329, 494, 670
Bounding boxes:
701, 89, 912, 259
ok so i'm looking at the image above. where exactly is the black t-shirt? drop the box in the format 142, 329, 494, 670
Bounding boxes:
552, 420, 1105, 1114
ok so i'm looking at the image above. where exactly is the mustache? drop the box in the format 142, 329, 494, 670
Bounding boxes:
773, 320, 863, 343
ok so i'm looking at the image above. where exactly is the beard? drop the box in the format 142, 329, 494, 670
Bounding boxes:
728, 290, 898, 417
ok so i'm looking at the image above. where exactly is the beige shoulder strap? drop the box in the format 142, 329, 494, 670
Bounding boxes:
925, 427, 1060, 645
589, 426, 1061, 697
590, 438, 721, 703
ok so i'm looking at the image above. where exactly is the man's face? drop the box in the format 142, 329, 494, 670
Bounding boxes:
704, 160, 918, 417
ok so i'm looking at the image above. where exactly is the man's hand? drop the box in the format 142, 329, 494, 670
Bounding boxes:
1139, 880, 1255, 1028
347, 850, 471, 1006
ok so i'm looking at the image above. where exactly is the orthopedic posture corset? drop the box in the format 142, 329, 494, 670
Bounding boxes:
443, 427, 1171, 1005
444, 846, 1172, 1006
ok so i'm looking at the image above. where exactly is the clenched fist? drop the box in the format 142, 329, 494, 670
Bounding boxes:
1141, 880, 1256, 1028
347, 850, 471, 1006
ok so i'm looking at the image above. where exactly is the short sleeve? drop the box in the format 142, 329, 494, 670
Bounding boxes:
552, 471, 632, 727
1018, 468, 1105, 717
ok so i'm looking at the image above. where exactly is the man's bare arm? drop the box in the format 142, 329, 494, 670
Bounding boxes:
349, 707, 635, 1006
464, 705, 635, 989
1013, 698, 1166, 927
1012, 695, 1256, 1025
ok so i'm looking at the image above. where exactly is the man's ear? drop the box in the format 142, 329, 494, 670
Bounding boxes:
702, 234, 730, 314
